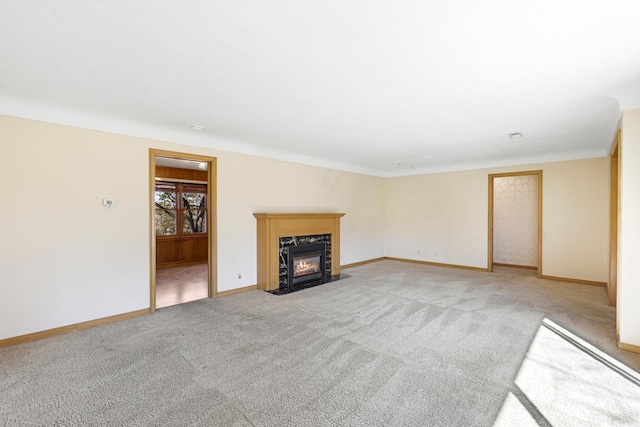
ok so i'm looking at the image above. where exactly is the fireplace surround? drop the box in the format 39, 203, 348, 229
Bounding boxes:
254, 213, 345, 292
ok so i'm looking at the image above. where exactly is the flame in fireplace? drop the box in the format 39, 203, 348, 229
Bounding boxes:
294, 258, 320, 277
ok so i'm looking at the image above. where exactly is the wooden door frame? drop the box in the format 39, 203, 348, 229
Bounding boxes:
149, 149, 217, 312
609, 130, 620, 309
488, 170, 543, 277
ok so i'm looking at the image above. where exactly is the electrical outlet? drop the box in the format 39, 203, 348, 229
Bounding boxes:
238, 273, 242, 279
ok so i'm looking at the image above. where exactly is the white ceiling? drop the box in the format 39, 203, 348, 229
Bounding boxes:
156, 157, 207, 171
1, 1, 639, 177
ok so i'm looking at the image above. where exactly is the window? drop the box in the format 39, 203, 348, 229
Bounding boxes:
181, 184, 207, 234
155, 181, 207, 236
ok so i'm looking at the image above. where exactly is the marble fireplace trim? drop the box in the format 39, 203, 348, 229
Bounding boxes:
254, 213, 345, 291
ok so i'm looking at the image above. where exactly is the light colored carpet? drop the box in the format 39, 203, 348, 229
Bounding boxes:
1, 261, 638, 426
495, 319, 640, 426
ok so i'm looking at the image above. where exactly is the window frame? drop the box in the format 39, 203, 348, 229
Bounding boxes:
155, 180, 207, 239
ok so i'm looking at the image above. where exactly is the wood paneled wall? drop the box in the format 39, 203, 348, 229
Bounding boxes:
156, 236, 208, 268
155, 165, 208, 268
156, 166, 207, 181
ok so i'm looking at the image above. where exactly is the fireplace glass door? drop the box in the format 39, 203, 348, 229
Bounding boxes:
288, 243, 326, 286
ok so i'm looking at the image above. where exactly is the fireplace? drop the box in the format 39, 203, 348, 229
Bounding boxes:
289, 243, 326, 286
254, 213, 345, 292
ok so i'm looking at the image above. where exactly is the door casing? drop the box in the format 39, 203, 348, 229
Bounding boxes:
149, 149, 217, 312
488, 170, 543, 277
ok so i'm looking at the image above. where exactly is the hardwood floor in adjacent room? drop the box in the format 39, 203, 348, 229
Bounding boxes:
156, 263, 208, 309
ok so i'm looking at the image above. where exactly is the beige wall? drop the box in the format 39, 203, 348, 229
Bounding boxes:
541, 158, 609, 281
619, 109, 640, 347
0, 115, 385, 340
384, 169, 488, 267
385, 158, 609, 281
0, 113, 613, 342
215, 152, 386, 288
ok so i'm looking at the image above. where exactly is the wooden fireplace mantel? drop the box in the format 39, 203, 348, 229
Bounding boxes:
254, 213, 346, 291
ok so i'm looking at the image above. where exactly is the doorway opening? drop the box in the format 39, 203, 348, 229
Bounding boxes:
488, 171, 542, 277
149, 149, 217, 312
